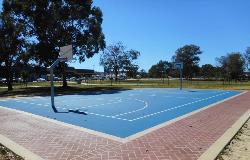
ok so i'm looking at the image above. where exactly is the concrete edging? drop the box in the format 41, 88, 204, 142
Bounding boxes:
0, 134, 44, 160
198, 107, 250, 160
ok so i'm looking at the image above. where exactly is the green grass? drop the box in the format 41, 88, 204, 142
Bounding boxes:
84, 79, 250, 89
0, 79, 249, 97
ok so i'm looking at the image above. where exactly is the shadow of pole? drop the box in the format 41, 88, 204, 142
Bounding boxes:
68, 109, 88, 115
51, 105, 87, 115
52, 105, 69, 113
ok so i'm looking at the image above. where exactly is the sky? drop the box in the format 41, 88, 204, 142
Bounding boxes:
1, 0, 250, 72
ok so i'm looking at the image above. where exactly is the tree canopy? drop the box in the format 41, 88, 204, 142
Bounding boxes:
100, 42, 140, 80
148, 60, 170, 78
244, 47, 250, 71
7, 0, 105, 87
200, 64, 216, 79
172, 44, 202, 79
10, 0, 105, 65
216, 52, 245, 80
0, 2, 27, 90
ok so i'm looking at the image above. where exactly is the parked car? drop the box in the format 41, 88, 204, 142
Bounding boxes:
69, 77, 76, 81
37, 78, 46, 82
54, 77, 60, 81
91, 77, 98, 80
97, 76, 105, 80
0, 78, 7, 83
118, 76, 126, 80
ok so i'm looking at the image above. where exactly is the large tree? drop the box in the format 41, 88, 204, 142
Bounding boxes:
100, 43, 140, 81
216, 52, 245, 81
200, 64, 216, 79
0, 2, 27, 91
172, 44, 202, 79
11, 0, 105, 87
148, 60, 170, 78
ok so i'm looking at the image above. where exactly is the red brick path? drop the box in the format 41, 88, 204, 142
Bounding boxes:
0, 92, 250, 160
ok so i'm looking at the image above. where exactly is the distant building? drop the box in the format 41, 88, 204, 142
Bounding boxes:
66, 67, 95, 78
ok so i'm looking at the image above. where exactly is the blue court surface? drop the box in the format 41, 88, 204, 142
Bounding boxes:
0, 88, 240, 138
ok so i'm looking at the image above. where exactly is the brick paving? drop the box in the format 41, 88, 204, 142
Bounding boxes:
0, 92, 250, 160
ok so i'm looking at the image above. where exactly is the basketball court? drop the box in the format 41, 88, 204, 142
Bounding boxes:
0, 88, 240, 139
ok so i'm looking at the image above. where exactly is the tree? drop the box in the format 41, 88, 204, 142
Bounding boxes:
0, 2, 27, 91
126, 65, 139, 78
148, 60, 170, 78
138, 69, 148, 78
244, 47, 250, 72
172, 44, 202, 79
216, 52, 245, 81
200, 64, 216, 79
100, 43, 140, 81
21, 71, 28, 87
11, 0, 105, 87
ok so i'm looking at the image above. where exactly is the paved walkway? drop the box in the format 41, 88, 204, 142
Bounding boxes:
0, 92, 250, 160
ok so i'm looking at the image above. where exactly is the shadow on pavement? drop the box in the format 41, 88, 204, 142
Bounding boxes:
0, 86, 131, 97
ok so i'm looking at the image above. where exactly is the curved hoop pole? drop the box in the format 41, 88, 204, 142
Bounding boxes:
48, 58, 67, 109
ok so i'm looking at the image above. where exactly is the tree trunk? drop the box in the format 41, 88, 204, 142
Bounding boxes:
7, 78, 13, 91
114, 69, 118, 81
6, 64, 13, 91
62, 67, 67, 88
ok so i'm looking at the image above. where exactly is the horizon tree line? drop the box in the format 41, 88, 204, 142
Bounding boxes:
147, 45, 249, 81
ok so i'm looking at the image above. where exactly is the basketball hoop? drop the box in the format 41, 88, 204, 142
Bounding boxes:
173, 62, 183, 70
48, 45, 73, 109
59, 45, 73, 61
173, 62, 184, 90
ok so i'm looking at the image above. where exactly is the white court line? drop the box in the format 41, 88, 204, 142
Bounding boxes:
176, 96, 186, 99
49, 105, 131, 121
85, 112, 131, 121
11, 97, 126, 115
66, 91, 231, 122
149, 94, 156, 97
11, 99, 50, 108
129, 94, 139, 97
76, 99, 122, 109
128, 92, 230, 121
112, 99, 148, 117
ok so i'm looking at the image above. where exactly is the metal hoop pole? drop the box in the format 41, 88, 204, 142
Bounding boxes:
48, 58, 66, 108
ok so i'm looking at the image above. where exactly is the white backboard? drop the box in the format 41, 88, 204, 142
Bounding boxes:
173, 62, 183, 70
59, 45, 73, 60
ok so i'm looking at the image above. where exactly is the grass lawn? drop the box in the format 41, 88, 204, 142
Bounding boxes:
0, 79, 249, 97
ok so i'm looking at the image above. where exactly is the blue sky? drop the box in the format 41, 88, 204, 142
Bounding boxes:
1, 0, 250, 71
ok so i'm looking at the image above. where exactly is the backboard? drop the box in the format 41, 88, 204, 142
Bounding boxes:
59, 45, 73, 61
173, 62, 183, 70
